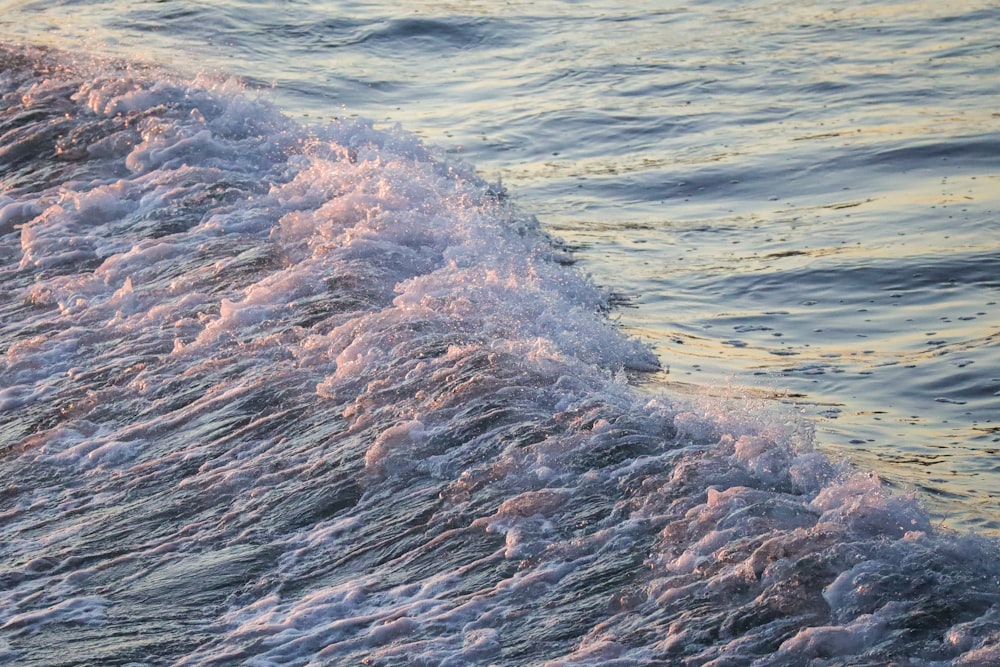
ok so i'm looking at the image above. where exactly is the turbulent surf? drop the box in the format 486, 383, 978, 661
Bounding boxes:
1, 46, 998, 666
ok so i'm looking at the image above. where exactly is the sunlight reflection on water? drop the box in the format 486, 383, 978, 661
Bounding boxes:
2, 0, 998, 531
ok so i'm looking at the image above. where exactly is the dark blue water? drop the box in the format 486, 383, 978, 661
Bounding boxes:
2, 1, 1000, 664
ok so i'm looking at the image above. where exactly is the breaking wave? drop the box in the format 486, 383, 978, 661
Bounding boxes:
1, 45, 998, 666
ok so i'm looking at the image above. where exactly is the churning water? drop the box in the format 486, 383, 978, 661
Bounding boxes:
1, 1, 999, 665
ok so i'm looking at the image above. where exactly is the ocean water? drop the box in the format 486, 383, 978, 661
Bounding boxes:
1, 1, 999, 665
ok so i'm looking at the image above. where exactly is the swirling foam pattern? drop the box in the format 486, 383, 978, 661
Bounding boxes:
1, 46, 998, 666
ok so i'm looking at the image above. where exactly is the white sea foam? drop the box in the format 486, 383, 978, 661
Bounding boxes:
1, 44, 998, 666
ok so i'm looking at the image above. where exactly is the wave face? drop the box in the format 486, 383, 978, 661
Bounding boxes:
2, 46, 999, 666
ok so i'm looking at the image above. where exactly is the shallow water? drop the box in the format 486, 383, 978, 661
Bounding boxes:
2, 2, 1000, 665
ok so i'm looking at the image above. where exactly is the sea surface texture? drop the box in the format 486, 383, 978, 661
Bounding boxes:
1, 1, 999, 665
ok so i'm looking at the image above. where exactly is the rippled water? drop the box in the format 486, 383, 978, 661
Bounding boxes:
2, 1, 1000, 665
4, 0, 995, 531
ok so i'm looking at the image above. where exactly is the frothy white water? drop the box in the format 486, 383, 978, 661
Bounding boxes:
1, 45, 999, 666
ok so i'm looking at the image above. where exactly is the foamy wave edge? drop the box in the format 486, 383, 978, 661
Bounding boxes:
1, 44, 998, 666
